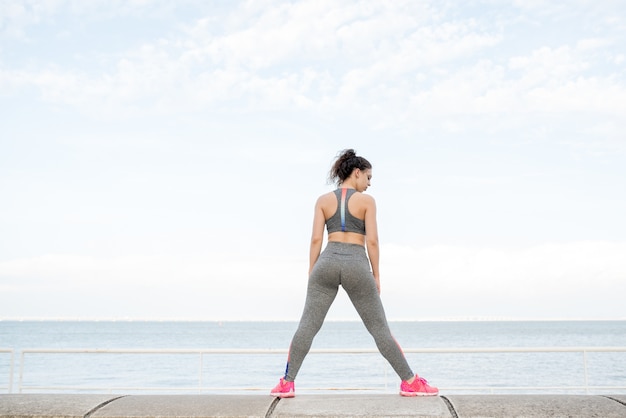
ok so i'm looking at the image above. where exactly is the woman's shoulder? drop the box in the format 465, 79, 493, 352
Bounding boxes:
315, 191, 337, 206
352, 191, 376, 204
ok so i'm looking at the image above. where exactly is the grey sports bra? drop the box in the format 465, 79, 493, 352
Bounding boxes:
326, 188, 366, 235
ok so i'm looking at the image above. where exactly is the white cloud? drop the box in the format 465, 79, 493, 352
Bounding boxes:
381, 241, 626, 319
576, 37, 613, 51
0, 252, 309, 319
0, 2, 496, 112
2, 241, 624, 320
508, 46, 587, 84
2, 0, 624, 134
2, 1, 626, 320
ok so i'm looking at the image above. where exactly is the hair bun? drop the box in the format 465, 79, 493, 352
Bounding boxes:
342, 149, 356, 158
328, 149, 372, 185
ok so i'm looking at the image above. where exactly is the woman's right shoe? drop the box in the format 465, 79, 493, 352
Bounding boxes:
270, 377, 295, 398
400, 374, 439, 396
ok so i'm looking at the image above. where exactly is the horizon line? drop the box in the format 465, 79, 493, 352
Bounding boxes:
2, 316, 626, 322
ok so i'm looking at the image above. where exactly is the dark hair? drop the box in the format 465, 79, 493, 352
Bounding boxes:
328, 149, 372, 185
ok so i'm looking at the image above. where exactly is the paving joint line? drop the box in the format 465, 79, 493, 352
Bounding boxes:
83, 395, 127, 418
265, 396, 281, 418
602, 395, 626, 408
440, 395, 459, 418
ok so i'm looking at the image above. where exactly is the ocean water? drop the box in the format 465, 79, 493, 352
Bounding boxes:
1, 320, 625, 394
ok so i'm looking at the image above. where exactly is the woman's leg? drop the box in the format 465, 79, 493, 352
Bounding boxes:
284, 255, 339, 381
341, 256, 414, 381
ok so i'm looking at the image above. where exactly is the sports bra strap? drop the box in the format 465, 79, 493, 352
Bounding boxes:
340, 187, 348, 232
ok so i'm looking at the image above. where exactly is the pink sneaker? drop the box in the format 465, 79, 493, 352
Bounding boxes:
270, 377, 295, 398
400, 375, 439, 396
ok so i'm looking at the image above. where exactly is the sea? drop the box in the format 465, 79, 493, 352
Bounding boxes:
1, 320, 625, 395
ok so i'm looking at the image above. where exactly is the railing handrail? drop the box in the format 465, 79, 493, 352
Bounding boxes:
10, 346, 626, 394
11, 385, 626, 392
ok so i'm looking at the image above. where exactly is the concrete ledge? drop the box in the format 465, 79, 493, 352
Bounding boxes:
90, 395, 275, 418
270, 394, 449, 417
445, 395, 626, 418
0, 394, 123, 418
1, 394, 626, 418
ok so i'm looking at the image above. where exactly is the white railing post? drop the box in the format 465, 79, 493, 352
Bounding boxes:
0, 349, 14, 393
384, 366, 388, 391
583, 350, 589, 395
9, 350, 13, 393
18, 351, 24, 394
198, 352, 204, 392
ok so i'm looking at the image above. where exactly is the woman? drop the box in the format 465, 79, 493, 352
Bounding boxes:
270, 149, 438, 398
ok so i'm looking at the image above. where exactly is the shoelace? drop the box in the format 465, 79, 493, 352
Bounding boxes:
411, 377, 428, 388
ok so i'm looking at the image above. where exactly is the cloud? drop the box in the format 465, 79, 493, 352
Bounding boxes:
380, 241, 626, 319
0, 2, 499, 113
2, 241, 624, 319
3, 0, 625, 137
0, 0, 200, 40
1, 1, 625, 321
0, 251, 309, 319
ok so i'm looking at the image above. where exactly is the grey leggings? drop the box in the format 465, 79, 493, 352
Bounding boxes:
284, 242, 414, 382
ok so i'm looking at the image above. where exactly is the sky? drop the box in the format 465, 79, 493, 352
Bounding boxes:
1, 0, 625, 321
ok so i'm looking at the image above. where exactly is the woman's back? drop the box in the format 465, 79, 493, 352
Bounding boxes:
319, 189, 372, 246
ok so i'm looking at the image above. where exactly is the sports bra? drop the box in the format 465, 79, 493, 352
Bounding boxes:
326, 188, 366, 235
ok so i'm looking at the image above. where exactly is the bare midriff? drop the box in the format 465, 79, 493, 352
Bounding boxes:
327, 231, 366, 246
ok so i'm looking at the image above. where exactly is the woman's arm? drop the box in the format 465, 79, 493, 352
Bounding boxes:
363, 195, 380, 293
309, 196, 326, 275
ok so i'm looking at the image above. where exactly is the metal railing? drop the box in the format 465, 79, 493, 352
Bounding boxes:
0, 349, 14, 393
6, 347, 626, 394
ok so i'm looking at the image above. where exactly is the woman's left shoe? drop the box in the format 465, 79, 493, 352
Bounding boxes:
270, 377, 295, 398
400, 375, 439, 396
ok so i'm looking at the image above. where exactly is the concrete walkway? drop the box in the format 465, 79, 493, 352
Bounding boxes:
1, 394, 626, 417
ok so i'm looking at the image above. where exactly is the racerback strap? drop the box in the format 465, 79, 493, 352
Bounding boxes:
340, 188, 348, 232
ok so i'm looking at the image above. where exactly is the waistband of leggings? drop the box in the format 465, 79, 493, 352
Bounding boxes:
324, 241, 366, 253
